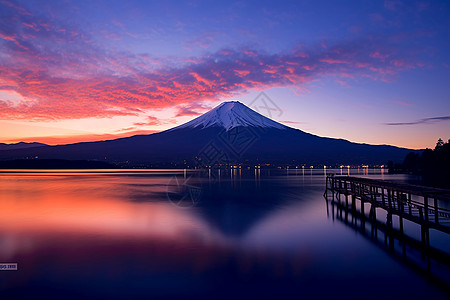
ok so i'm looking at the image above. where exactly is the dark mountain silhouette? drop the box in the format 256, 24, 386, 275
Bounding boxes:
0, 159, 116, 169
0, 101, 420, 167
0, 142, 48, 150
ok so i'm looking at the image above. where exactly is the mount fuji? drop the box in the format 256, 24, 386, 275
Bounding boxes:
169, 101, 287, 131
0, 101, 417, 167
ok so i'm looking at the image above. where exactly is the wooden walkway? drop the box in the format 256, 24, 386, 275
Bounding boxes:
325, 175, 450, 234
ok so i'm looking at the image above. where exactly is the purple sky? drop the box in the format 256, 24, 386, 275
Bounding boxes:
0, 0, 449, 148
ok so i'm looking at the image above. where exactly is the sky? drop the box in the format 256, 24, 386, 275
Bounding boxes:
0, 0, 449, 149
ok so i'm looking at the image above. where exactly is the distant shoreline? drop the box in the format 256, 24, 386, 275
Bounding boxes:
0, 159, 390, 170
0, 159, 117, 169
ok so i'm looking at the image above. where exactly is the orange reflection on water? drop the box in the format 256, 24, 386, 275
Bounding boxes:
0, 171, 324, 277
0, 172, 224, 241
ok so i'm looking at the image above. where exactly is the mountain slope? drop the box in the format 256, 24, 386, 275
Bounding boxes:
0, 101, 418, 166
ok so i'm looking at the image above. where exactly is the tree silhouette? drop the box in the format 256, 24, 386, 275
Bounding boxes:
435, 138, 444, 150
395, 138, 450, 188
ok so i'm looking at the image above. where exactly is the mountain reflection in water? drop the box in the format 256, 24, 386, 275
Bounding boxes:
0, 169, 448, 300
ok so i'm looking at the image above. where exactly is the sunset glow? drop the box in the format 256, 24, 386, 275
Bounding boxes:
1, 1, 449, 148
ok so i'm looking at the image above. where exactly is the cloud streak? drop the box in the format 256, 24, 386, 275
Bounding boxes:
385, 116, 450, 126
0, 0, 428, 121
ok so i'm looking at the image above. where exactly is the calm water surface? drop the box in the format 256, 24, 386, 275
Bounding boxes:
0, 169, 448, 299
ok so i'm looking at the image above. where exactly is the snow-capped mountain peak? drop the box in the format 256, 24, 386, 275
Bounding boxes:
171, 101, 288, 131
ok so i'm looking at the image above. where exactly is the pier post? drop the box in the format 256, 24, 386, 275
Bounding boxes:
361, 197, 365, 217
387, 212, 392, 228
434, 198, 438, 224
370, 204, 377, 237
373, 206, 377, 238
331, 200, 335, 222
387, 212, 394, 251
408, 193, 412, 215
421, 225, 430, 254
387, 189, 392, 208
399, 216, 404, 235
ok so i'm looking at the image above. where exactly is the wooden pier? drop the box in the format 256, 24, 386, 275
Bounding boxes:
325, 175, 450, 235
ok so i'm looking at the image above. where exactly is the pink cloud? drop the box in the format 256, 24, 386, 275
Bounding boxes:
175, 102, 213, 117
394, 100, 411, 106
319, 58, 350, 64
133, 116, 162, 126
370, 51, 390, 60
243, 50, 258, 57
280, 120, 307, 125
184, 33, 215, 50
132, 116, 177, 127
335, 79, 350, 87
0, 1, 427, 121
234, 70, 250, 77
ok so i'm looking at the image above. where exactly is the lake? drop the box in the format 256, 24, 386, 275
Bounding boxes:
0, 169, 449, 299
